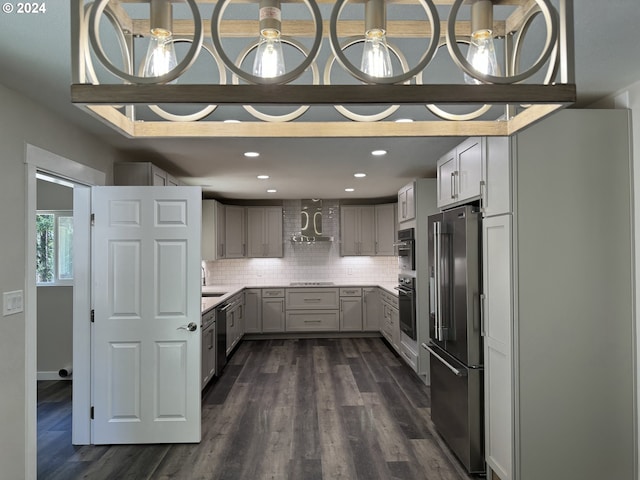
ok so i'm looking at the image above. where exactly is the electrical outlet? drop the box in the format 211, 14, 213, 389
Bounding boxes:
3, 290, 24, 316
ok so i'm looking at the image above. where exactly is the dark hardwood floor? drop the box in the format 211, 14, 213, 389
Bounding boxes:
38, 338, 477, 480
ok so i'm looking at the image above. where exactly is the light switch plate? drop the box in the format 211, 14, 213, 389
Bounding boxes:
3, 290, 24, 316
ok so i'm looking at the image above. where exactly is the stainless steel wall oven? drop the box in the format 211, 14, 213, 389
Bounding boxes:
396, 227, 415, 271
396, 274, 416, 340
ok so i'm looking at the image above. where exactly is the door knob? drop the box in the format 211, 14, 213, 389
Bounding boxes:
178, 322, 197, 332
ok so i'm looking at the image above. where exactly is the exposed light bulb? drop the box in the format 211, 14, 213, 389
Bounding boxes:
253, 29, 286, 78
361, 29, 393, 78
143, 28, 178, 78
464, 29, 499, 84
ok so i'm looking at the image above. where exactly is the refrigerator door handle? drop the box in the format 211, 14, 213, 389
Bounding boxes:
422, 343, 467, 377
433, 221, 444, 342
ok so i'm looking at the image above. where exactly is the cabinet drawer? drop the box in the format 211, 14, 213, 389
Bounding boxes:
202, 309, 216, 329
339, 287, 362, 297
286, 288, 339, 309
262, 288, 285, 298
286, 311, 339, 331
380, 290, 399, 308
400, 341, 418, 372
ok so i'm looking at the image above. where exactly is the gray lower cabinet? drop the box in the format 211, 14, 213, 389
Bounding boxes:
380, 291, 400, 351
201, 309, 216, 390
339, 287, 362, 331
286, 311, 340, 332
285, 288, 340, 332
226, 293, 244, 355
262, 289, 285, 333
363, 287, 381, 331
244, 289, 262, 333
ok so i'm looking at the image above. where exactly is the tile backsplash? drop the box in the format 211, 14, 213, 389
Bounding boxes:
204, 200, 399, 286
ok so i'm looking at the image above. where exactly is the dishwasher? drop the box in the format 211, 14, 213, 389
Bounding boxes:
215, 302, 230, 376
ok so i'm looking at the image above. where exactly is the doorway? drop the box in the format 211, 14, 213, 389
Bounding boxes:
25, 144, 105, 479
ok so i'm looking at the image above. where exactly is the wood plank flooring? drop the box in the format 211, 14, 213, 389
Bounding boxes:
38, 338, 478, 480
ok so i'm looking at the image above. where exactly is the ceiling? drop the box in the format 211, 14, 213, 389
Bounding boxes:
1, 1, 639, 200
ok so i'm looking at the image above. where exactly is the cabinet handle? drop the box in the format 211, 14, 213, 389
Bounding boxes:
304, 320, 322, 323
480, 293, 486, 337
450, 172, 456, 199
304, 298, 322, 303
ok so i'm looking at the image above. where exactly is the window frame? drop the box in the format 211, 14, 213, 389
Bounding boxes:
36, 209, 74, 287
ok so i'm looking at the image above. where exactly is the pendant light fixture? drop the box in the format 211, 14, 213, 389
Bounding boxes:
142, 0, 178, 79
360, 0, 393, 78
464, 0, 499, 84
252, 0, 286, 78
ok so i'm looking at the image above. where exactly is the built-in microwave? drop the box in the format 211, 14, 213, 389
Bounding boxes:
396, 228, 415, 271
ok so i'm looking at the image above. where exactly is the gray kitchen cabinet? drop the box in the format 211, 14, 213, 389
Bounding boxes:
339, 288, 362, 331
262, 297, 285, 333
482, 214, 513, 480
201, 308, 216, 389
244, 289, 262, 333
286, 311, 340, 332
113, 161, 180, 187
397, 182, 415, 223
226, 292, 245, 355
203, 201, 245, 260
286, 288, 339, 310
285, 287, 340, 332
482, 136, 512, 217
202, 199, 222, 261
247, 206, 283, 258
224, 205, 246, 259
362, 287, 381, 331
374, 203, 397, 255
437, 137, 484, 209
380, 290, 400, 352
480, 110, 634, 480
340, 205, 376, 256
201, 322, 216, 390
262, 288, 285, 333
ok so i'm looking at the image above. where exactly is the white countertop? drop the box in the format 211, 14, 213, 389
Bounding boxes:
200, 282, 398, 314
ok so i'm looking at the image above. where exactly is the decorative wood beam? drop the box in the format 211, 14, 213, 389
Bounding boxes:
71, 83, 576, 106
132, 19, 506, 39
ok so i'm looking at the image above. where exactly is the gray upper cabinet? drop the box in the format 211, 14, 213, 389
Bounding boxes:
374, 203, 397, 255
113, 162, 180, 186
340, 206, 376, 256
223, 205, 246, 259
437, 137, 484, 209
247, 207, 283, 258
397, 182, 415, 222
341, 203, 396, 256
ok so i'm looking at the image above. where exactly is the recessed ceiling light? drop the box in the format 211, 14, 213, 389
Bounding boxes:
395, 118, 414, 123
267, 189, 277, 193
257, 175, 270, 179
244, 152, 260, 158
224, 119, 241, 123
371, 150, 387, 156
354, 173, 367, 178
345, 188, 355, 192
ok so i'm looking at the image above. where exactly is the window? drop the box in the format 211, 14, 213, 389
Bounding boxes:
36, 210, 73, 285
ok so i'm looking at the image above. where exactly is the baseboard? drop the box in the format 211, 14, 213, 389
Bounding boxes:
38, 371, 71, 381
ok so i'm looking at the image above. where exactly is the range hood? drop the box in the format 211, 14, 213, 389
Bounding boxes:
290, 199, 334, 243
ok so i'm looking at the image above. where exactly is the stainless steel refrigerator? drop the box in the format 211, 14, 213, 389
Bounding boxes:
424, 205, 484, 474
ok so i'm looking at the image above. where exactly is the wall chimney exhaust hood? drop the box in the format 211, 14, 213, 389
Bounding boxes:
291, 199, 334, 243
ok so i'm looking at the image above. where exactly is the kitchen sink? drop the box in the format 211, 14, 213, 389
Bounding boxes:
289, 281, 334, 286
202, 292, 226, 297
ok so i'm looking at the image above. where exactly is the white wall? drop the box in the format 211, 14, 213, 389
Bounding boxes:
0, 83, 124, 480
205, 200, 399, 286
591, 83, 640, 480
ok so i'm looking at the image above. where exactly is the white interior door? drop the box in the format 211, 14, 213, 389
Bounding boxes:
92, 186, 201, 444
